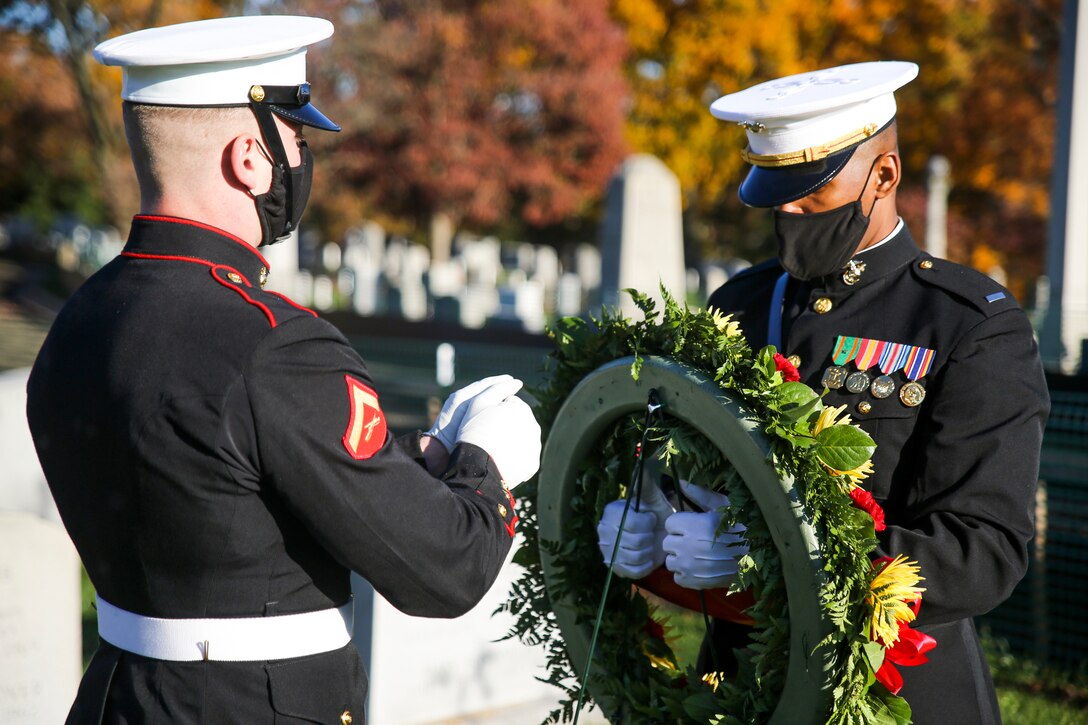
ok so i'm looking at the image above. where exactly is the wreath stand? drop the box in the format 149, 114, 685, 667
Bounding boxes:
537, 355, 835, 723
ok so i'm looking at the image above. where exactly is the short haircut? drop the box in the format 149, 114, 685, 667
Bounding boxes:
122, 102, 255, 198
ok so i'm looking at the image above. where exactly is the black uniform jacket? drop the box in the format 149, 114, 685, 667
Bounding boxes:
27, 215, 518, 724
706, 225, 1048, 725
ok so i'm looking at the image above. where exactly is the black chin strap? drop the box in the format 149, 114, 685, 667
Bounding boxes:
249, 103, 296, 233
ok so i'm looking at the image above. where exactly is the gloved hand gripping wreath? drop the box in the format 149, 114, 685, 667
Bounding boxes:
500, 289, 933, 725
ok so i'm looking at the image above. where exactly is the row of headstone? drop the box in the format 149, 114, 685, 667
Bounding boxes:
273, 152, 720, 332
285, 228, 608, 332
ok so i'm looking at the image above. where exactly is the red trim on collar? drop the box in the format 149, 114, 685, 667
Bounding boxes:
120, 251, 277, 328
132, 215, 270, 269
210, 265, 277, 328
265, 290, 318, 318
121, 251, 214, 267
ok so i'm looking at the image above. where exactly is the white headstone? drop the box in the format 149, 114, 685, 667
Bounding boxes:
700, 262, 730, 301
261, 229, 301, 298
925, 155, 951, 259
575, 243, 601, 293
0, 513, 82, 725
533, 245, 561, 297
344, 222, 386, 271
514, 279, 546, 333
0, 369, 57, 522
556, 272, 584, 317
459, 284, 498, 329
600, 154, 686, 318
462, 237, 502, 287
312, 275, 336, 311
428, 260, 467, 299
0, 370, 81, 725
344, 229, 384, 317
352, 550, 596, 724
1041, 0, 1088, 373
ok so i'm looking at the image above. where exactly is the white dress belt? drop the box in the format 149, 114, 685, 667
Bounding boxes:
96, 595, 354, 662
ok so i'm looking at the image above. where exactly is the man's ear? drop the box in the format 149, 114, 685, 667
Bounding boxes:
873, 151, 901, 198
228, 134, 268, 194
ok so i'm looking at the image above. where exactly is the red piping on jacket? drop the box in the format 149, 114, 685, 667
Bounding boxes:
265, 290, 317, 318
132, 215, 271, 269
119, 251, 278, 328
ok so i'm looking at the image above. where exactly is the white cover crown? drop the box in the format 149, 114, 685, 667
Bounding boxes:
710, 62, 919, 166
93, 16, 334, 106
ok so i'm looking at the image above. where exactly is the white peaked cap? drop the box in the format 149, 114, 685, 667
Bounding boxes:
711, 61, 918, 165
709, 61, 918, 207
93, 16, 333, 108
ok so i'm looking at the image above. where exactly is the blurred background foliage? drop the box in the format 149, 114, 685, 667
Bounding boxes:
0, 0, 1062, 299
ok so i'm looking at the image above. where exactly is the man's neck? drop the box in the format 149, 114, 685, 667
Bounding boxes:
142, 195, 260, 248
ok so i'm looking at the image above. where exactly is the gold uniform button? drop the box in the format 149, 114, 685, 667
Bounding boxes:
340, 710, 353, 725
813, 297, 833, 314
856, 401, 872, 414
498, 504, 508, 518
249, 84, 266, 102
786, 355, 801, 369
919, 259, 934, 270
227, 272, 243, 284
258, 266, 268, 288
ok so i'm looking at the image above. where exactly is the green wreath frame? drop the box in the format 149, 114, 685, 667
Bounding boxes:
501, 290, 920, 724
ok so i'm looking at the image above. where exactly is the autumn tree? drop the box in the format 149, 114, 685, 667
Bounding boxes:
0, 0, 231, 227
302, 0, 629, 239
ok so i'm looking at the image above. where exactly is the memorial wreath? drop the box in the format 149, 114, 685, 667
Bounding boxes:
501, 290, 934, 724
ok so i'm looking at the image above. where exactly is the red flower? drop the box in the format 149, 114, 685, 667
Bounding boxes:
849, 487, 887, 531
642, 617, 665, 641
773, 353, 801, 382
873, 599, 936, 695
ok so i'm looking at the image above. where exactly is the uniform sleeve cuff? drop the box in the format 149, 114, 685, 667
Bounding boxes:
394, 430, 428, 468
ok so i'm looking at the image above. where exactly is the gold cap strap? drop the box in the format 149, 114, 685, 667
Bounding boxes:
741, 123, 879, 168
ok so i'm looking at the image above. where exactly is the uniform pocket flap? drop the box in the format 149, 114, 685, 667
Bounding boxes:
266, 646, 366, 724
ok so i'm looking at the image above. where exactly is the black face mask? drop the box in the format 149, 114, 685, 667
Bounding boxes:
773, 155, 881, 281
253, 140, 313, 247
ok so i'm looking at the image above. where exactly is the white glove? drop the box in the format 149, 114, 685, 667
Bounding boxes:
426, 375, 523, 452
662, 481, 748, 590
457, 395, 541, 485
596, 477, 674, 579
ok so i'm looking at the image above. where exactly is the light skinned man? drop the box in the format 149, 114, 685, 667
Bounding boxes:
28, 15, 540, 724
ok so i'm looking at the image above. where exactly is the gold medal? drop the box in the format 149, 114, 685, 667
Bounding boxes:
900, 381, 926, 407
822, 365, 848, 390
870, 375, 896, 399
845, 371, 871, 393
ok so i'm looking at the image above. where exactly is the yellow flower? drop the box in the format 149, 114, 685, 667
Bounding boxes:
834, 459, 875, 486
709, 308, 741, 337
702, 671, 727, 692
867, 555, 927, 646
642, 647, 678, 671
812, 404, 853, 434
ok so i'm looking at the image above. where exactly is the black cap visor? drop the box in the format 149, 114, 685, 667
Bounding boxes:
269, 102, 340, 132
738, 144, 856, 208
251, 83, 340, 132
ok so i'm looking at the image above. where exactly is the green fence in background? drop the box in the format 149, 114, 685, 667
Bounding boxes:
979, 376, 1088, 667
339, 315, 1088, 670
